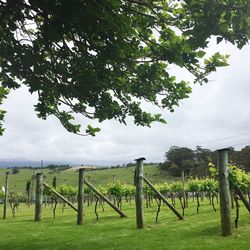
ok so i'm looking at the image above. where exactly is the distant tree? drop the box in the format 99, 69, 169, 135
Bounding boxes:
46, 164, 70, 171
12, 168, 20, 174
52, 176, 57, 189
163, 146, 194, 176
26, 180, 31, 206
231, 146, 250, 171
193, 146, 215, 176
0, 1, 249, 136
162, 146, 218, 177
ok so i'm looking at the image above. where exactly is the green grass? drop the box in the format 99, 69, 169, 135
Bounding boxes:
0, 199, 250, 249
0, 165, 176, 191
1, 166, 250, 249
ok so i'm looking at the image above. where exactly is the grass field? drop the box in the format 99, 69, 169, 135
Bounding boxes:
0, 198, 250, 250
0, 165, 175, 191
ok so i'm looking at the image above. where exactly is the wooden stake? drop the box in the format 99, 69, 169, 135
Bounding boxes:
3, 172, 9, 219
217, 148, 232, 236
181, 170, 186, 208
77, 168, 84, 225
34, 173, 43, 221
135, 157, 145, 229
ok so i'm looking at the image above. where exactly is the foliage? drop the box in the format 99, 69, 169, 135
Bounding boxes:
0, 87, 9, 135
43, 185, 53, 196
186, 179, 201, 192
163, 146, 194, 176
97, 185, 108, 196
201, 178, 218, 193
230, 146, 250, 171
0, 189, 4, 199
169, 182, 183, 192
104, 182, 135, 197
12, 168, 20, 174
46, 164, 71, 171
162, 145, 250, 177
0, 1, 249, 135
57, 184, 77, 197
144, 184, 155, 196
228, 165, 250, 191
194, 147, 215, 176
156, 182, 170, 196
209, 164, 250, 191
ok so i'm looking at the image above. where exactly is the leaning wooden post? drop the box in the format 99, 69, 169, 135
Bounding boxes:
34, 173, 43, 221
143, 177, 183, 220
3, 172, 9, 219
84, 179, 127, 218
135, 157, 145, 229
43, 183, 78, 212
217, 148, 232, 236
77, 168, 84, 225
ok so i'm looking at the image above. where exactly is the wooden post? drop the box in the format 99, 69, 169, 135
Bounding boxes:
135, 157, 145, 229
112, 175, 115, 183
34, 173, 43, 221
3, 172, 9, 219
181, 170, 186, 208
77, 168, 84, 225
217, 148, 232, 236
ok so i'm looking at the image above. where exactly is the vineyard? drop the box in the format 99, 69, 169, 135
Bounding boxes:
1, 160, 250, 250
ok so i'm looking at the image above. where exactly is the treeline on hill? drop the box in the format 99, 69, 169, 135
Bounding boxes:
5, 163, 157, 173
7, 164, 71, 171
160, 145, 250, 177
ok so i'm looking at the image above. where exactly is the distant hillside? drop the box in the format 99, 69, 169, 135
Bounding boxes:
0, 164, 174, 190
0, 160, 128, 168
0, 161, 71, 168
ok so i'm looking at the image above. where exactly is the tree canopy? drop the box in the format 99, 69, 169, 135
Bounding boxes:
163, 146, 195, 176
161, 145, 250, 176
0, 0, 249, 135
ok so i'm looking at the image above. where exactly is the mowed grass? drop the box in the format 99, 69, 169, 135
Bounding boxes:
0, 198, 250, 250
0, 165, 175, 191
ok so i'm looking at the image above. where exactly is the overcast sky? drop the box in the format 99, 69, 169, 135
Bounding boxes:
1, 40, 250, 166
